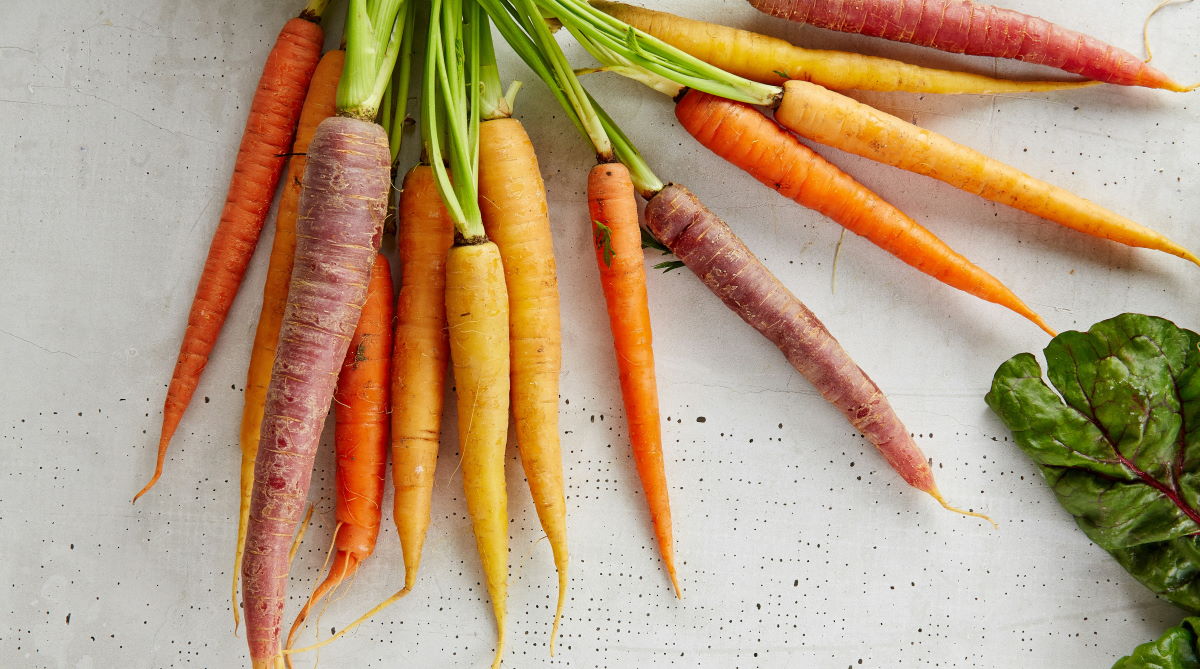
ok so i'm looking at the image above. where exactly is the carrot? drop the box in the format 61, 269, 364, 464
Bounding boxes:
425, 4, 511, 664
484, 0, 683, 600
446, 240, 512, 669
588, 162, 681, 597
745, 0, 1196, 90
242, 115, 390, 668
771, 79, 1200, 265
231, 47, 344, 632
391, 164, 454, 591
242, 0, 407, 663
544, 0, 1199, 265
477, 115, 570, 644
283, 253, 393, 651
675, 89, 1055, 335
133, 3, 326, 503
593, 1, 1096, 94
644, 183, 992, 523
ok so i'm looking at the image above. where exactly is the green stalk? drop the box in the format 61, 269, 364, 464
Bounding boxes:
479, 0, 587, 138
591, 94, 663, 197
423, 0, 486, 240
512, 0, 610, 156
535, 0, 781, 106
478, 13, 512, 120
481, 0, 662, 194
338, 0, 409, 119
389, 4, 418, 164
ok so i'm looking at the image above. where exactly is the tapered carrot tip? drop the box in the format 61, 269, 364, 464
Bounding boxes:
549, 572, 566, 656
130, 461, 163, 504
669, 571, 683, 600
927, 488, 998, 529
283, 587, 413, 656
491, 630, 505, 669
1031, 315, 1058, 338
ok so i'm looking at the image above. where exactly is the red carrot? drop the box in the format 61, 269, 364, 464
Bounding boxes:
134, 3, 326, 502
284, 253, 393, 652
746, 0, 1196, 90
241, 115, 391, 668
644, 183, 993, 524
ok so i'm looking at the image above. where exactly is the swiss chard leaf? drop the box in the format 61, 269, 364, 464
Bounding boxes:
986, 313, 1200, 612
1113, 617, 1200, 668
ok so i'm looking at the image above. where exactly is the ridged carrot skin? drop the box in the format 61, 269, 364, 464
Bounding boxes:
391, 165, 455, 591
135, 16, 324, 502
746, 0, 1192, 90
587, 162, 681, 597
232, 48, 343, 630
594, 1, 1093, 94
675, 89, 1054, 335
477, 117, 569, 644
644, 184, 987, 521
446, 241, 512, 669
242, 116, 391, 669
773, 80, 1200, 265
284, 253, 393, 650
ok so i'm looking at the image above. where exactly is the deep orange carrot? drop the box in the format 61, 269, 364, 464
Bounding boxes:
674, 89, 1056, 336
391, 165, 455, 591
231, 47, 344, 631
134, 9, 325, 503
285, 253, 393, 650
587, 162, 680, 597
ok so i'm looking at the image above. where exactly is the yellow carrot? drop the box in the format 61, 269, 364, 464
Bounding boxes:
477, 116, 569, 648
446, 241, 511, 669
774, 80, 1200, 265
592, 0, 1095, 94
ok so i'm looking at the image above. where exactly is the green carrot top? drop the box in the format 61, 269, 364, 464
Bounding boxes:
480, 0, 664, 196
423, 0, 486, 241
538, 0, 781, 106
338, 0, 412, 119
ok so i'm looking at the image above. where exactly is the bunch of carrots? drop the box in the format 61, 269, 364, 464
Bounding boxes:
131, 0, 1195, 665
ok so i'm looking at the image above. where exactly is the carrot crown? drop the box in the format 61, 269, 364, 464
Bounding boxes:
537, 0, 782, 106
338, 0, 412, 120
481, 0, 663, 196
299, 0, 334, 22
423, 0, 486, 241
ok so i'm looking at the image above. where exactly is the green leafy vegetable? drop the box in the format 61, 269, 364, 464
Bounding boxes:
1113, 617, 1200, 668
986, 313, 1200, 612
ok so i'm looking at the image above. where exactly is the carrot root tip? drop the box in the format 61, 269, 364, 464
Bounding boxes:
928, 489, 998, 529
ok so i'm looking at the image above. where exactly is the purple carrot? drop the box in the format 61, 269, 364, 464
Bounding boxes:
241, 115, 391, 668
644, 183, 991, 523
746, 0, 1194, 90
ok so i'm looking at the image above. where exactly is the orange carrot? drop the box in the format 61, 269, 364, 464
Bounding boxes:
134, 6, 325, 502
391, 165, 455, 591
285, 253, 393, 651
231, 47, 344, 631
588, 162, 680, 596
675, 89, 1056, 336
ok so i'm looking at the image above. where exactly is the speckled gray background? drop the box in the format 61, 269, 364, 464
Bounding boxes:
2, 1, 1198, 667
